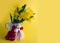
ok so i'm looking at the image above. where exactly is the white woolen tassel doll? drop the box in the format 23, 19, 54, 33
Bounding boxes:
14, 24, 24, 40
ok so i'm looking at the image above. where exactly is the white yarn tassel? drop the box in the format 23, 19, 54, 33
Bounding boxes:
14, 24, 24, 40
20, 30, 24, 40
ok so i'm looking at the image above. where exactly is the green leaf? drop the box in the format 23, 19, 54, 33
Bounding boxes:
18, 4, 26, 14
10, 14, 12, 22
16, 6, 19, 13
19, 18, 25, 23
30, 16, 34, 18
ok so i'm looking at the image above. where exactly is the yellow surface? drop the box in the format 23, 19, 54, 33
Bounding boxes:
0, 0, 60, 43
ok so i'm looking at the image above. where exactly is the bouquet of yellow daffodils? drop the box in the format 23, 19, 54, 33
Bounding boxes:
10, 4, 34, 23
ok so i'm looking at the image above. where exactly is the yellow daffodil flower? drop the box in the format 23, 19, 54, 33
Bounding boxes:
24, 8, 33, 19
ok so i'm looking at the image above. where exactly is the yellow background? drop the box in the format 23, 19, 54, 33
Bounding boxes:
0, 0, 60, 43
